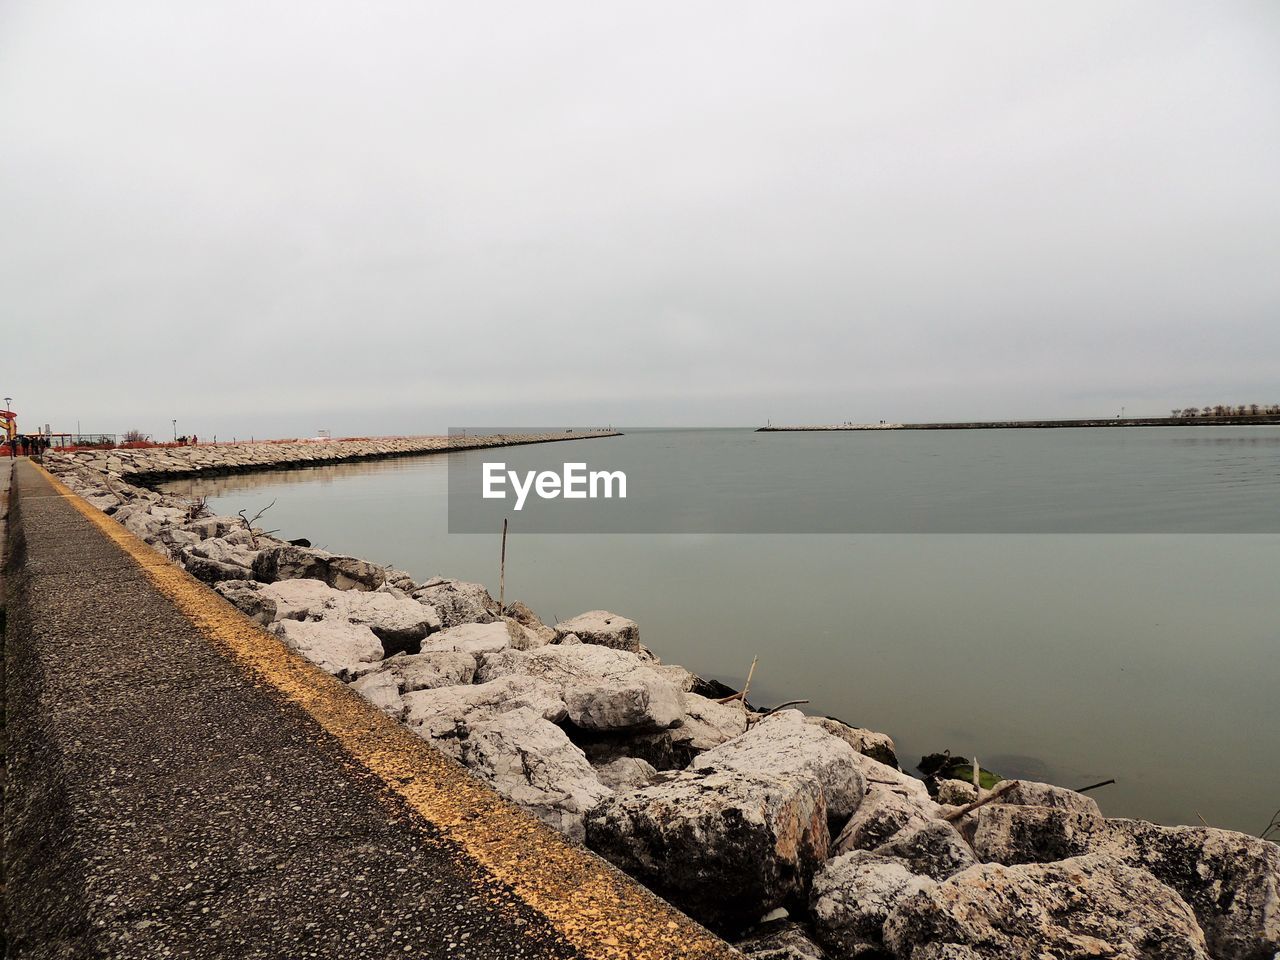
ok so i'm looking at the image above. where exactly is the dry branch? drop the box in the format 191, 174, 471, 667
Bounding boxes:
942, 779, 1019, 822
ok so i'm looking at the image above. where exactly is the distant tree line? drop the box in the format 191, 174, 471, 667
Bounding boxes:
1170, 404, 1280, 418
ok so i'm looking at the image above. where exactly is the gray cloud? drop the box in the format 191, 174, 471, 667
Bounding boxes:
2, 1, 1277, 439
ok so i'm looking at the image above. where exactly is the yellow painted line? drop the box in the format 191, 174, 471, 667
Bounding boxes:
31, 463, 737, 960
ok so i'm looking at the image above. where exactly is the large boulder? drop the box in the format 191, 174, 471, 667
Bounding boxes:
391, 669, 604, 842
690, 712, 866, 821
1090, 821, 1280, 960
810, 851, 933, 957
185, 536, 257, 567
260, 579, 440, 653
876, 821, 976, 880
352, 650, 476, 691
495, 615, 553, 651
214, 579, 277, 625
420, 621, 516, 656
181, 515, 246, 539
833, 786, 941, 856
970, 809, 1280, 960
973, 803, 1101, 865
252, 544, 387, 591
411, 577, 499, 627
401, 675, 567, 745
935, 779, 979, 806
995, 779, 1101, 817
845, 750, 933, 807
504, 600, 556, 645
736, 921, 830, 960
252, 544, 334, 584
150, 525, 203, 560
270, 619, 384, 679
348, 650, 476, 719
454, 706, 610, 842
349, 671, 404, 717
148, 504, 188, 524
653, 692, 749, 764
259, 578, 337, 620
552, 610, 640, 653
338, 591, 441, 651
806, 717, 900, 769
117, 505, 164, 540
181, 551, 253, 583
326, 555, 387, 591
593, 757, 658, 792
476, 644, 682, 733
577, 691, 747, 771
585, 768, 830, 934
674, 692, 748, 744
650, 662, 700, 692
179, 537, 258, 583
83, 490, 123, 512
882, 854, 1210, 960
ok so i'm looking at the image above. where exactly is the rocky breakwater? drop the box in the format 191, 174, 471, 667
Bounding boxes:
55, 432, 617, 487
43, 449, 1280, 960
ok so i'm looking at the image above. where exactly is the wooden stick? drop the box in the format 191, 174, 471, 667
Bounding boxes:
1075, 778, 1116, 794
740, 656, 758, 717
716, 656, 759, 710
972, 757, 981, 795
760, 699, 810, 719
498, 517, 508, 613
942, 779, 1019, 822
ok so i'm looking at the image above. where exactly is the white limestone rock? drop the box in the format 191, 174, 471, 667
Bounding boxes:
181, 515, 245, 539
811, 851, 933, 957
401, 675, 567, 745
833, 785, 942, 856
585, 766, 830, 933
214, 579, 277, 625
411, 577, 500, 627
593, 757, 657, 791
1089, 820, 1280, 960
503, 600, 556, 645
552, 610, 640, 653
935, 779, 979, 806
972, 803, 1101, 865
420, 621, 514, 656
735, 922, 830, 960
260, 579, 439, 650
349, 670, 405, 718
457, 707, 610, 842
875, 820, 977, 881
690, 711, 866, 820
350, 650, 476, 692
882, 854, 1210, 960
475, 644, 683, 733
805, 716, 900, 769
271, 619, 384, 679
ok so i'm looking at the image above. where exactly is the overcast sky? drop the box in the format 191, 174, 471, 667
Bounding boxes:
2, 2, 1277, 438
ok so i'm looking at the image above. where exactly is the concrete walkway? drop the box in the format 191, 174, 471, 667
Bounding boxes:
3, 460, 735, 960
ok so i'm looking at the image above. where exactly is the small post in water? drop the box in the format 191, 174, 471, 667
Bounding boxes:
499, 517, 508, 613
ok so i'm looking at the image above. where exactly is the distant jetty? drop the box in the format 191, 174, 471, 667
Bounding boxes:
758, 415, 1280, 431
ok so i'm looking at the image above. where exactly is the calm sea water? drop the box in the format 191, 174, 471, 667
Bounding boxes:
168, 428, 1280, 834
